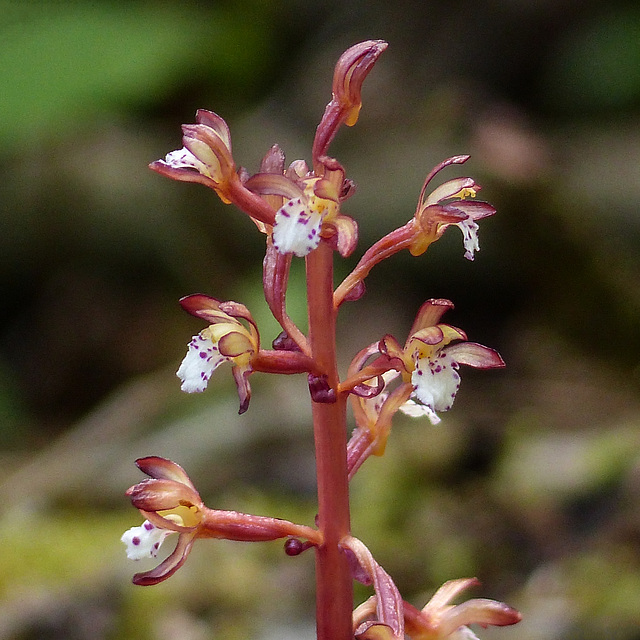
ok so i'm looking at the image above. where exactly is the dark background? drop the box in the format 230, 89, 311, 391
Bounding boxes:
1, 1, 639, 639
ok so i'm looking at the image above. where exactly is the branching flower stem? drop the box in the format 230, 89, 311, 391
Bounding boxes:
306, 242, 353, 640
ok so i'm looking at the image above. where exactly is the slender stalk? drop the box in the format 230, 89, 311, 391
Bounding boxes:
333, 222, 416, 308
306, 242, 352, 640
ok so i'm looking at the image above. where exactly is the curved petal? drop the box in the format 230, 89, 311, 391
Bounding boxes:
149, 159, 218, 189
244, 173, 304, 200
446, 199, 496, 220
341, 537, 404, 639
126, 478, 202, 512
195, 109, 232, 150
408, 299, 454, 335
423, 578, 480, 612
425, 177, 476, 206
182, 132, 223, 178
132, 533, 196, 586
408, 325, 446, 348
325, 214, 358, 258
445, 342, 505, 369
179, 294, 223, 319
135, 456, 196, 489
331, 40, 388, 127
232, 365, 252, 415
379, 335, 405, 362
217, 330, 255, 358
438, 599, 523, 637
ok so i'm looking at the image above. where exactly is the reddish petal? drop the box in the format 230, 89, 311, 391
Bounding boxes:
179, 294, 223, 319
232, 365, 252, 414
445, 342, 505, 369
260, 144, 286, 174
342, 537, 404, 639
126, 478, 202, 511
135, 456, 195, 488
331, 40, 388, 126
325, 214, 358, 258
438, 599, 522, 636
149, 160, 217, 188
446, 199, 496, 220
195, 109, 232, 150
408, 325, 446, 347
218, 300, 257, 326
244, 173, 304, 200
408, 299, 454, 336
379, 335, 405, 362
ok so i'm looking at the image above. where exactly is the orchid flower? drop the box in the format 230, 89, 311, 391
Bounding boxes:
149, 109, 276, 226
122, 457, 322, 586
149, 109, 236, 203
176, 294, 259, 413
410, 156, 496, 260
333, 156, 497, 306
381, 299, 504, 425
403, 578, 522, 640
121, 456, 206, 585
246, 155, 358, 259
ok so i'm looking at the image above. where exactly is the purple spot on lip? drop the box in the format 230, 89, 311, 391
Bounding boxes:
132, 537, 141, 546
144, 522, 154, 531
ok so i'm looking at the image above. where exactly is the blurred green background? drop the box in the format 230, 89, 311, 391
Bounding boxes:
1, 0, 640, 638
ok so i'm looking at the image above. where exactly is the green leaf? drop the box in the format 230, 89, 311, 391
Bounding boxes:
0, 1, 271, 145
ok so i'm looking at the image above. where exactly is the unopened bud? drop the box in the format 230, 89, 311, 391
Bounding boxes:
332, 40, 388, 126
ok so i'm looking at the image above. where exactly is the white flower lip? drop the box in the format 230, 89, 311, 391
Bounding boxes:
457, 218, 480, 261
406, 351, 461, 425
163, 147, 209, 175
177, 333, 227, 393
273, 197, 323, 257
121, 520, 174, 561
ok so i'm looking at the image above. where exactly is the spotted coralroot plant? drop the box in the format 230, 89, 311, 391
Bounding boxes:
122, 41, 522, 640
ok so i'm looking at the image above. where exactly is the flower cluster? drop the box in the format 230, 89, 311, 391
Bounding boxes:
122, 39, 521, 640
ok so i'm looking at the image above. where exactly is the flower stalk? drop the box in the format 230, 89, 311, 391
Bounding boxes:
306, 242, 353, 640
124, 39, 521, 640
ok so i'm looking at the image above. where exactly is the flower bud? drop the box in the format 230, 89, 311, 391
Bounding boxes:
333, 40, 388, 126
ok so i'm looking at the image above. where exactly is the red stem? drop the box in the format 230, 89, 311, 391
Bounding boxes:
306, 242, 353, 640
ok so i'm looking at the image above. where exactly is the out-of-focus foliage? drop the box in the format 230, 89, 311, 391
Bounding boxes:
1, 1, 639, 639
0, 1, 274, 146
